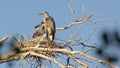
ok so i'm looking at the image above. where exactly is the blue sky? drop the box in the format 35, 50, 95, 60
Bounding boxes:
0, 0, 120, 68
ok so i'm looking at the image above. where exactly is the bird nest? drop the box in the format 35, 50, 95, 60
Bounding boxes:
14, 35, 64, 57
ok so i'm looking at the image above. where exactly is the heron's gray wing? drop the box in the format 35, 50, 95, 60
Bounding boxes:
49, 17, 56, 41
49, 17, 56, 32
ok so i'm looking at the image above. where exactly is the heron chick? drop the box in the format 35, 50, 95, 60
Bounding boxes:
32, 22, 44, 38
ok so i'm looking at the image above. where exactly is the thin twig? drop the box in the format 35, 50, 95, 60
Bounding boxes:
80, 5, 86, 20
84, 26, 102, 43
90, 19, 120, 24
70, 24, 82, 40
68, 54, 88, 68
66, 0, 77, 21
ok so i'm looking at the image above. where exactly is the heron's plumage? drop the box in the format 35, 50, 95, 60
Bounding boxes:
41, 12, 56, 42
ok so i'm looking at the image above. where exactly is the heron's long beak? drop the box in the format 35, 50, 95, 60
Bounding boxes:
38, 13, 44, 16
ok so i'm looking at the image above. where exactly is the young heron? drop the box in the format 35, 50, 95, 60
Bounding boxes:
32, 22, 44, 38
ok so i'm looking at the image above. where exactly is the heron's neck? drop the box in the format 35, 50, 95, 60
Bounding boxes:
45, 15, 49, 18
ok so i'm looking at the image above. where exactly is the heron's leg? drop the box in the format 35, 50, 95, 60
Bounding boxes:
47, 40, 52, 47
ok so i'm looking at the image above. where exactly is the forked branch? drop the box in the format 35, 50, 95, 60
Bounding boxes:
56, 13, 95, 30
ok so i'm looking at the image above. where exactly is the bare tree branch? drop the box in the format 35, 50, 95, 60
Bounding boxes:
56, 13, 95, 30
68, 54, 88, 68
66, 0, 77, 21
84, 26, 102, 43
0, 36, 8, 43
30, 52, 66, 68
90, 19, 120, 24
80, 5, 87, 20
0, 46, 117, 68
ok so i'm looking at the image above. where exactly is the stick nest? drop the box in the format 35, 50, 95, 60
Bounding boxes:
14, 35, 64, 57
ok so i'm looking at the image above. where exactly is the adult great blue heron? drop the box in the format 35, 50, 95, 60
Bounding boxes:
39, 12, 56, 42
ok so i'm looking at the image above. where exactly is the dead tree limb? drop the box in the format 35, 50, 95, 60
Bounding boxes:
56, 13, 95, 30
0, 46, 117, 68
0, 36, 8, 43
